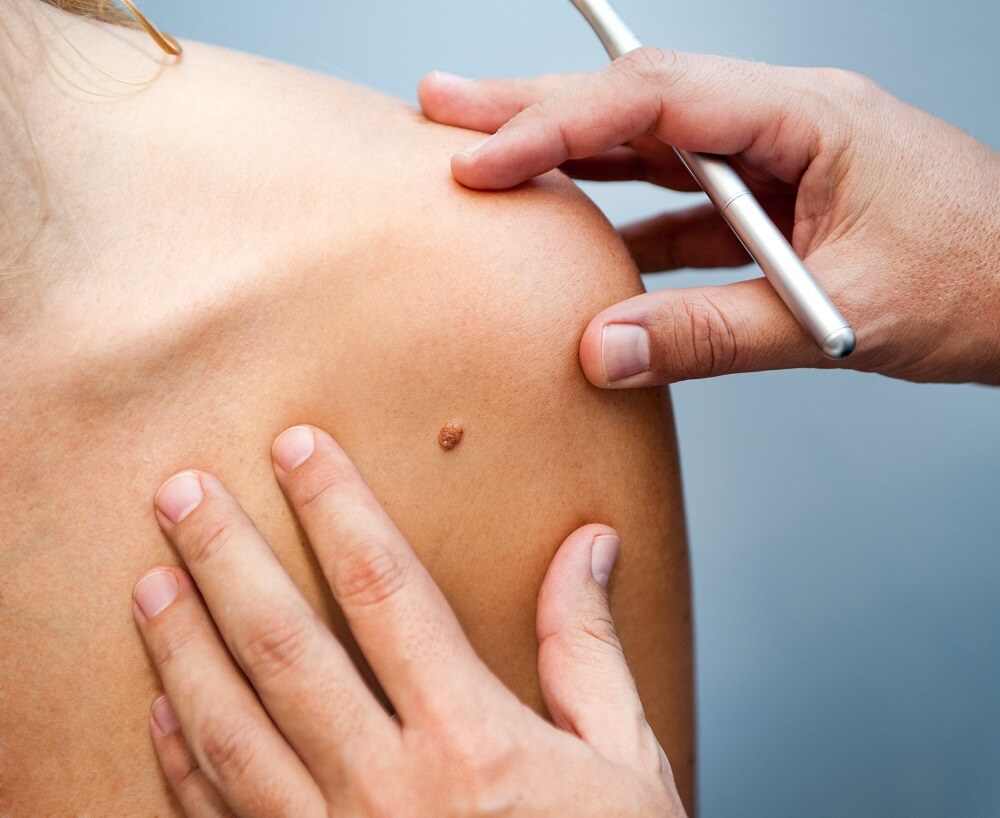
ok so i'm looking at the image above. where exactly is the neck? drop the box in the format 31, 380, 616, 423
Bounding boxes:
0, 0, 174, 323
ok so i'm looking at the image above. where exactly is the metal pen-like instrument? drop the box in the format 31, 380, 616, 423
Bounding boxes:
569, 0, 856, 359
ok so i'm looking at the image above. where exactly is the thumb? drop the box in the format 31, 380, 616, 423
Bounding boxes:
580, 278, 829, 385
536, 525, 662, 770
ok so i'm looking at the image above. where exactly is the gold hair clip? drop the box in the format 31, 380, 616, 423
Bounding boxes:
118, 0, 182, 57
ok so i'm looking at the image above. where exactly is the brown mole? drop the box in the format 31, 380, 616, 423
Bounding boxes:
438, 423, 464, 451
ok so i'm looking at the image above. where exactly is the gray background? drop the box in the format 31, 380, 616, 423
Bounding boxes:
151, 1, 999, 815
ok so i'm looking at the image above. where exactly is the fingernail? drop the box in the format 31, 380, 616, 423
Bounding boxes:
591, 534, 620, 589
601, 324, 651, 383
151, 695, 180, 736
273, 425, 315, 472
429, 70, 472, 85
155, 472, 203, 524
134, 570, 179, 619
458, 134, 493, 159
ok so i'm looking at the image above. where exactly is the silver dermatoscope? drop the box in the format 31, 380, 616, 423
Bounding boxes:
570, 0, 856, 359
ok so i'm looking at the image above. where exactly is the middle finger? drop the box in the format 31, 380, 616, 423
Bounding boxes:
270, 426, 502, 725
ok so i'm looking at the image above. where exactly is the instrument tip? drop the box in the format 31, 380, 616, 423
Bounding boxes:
822, 327, 856, 360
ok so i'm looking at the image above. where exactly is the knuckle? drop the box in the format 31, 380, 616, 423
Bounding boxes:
578, 611, 624, 655
623, 726, 672, 788
510, 75, 547, 108
538, 608, 625, 668
828, 67, 874, 94
147, 618, 199, 671
182, 514, 242, 568
292, 457, 355, 515
508, 94, 558, 143
358, 788, 406, 818
171, 763, 202, 797
617, 47, 680, 84
332, 538, 408, 610
197, 714, 260, 790
436, 722, 520, 812
666, 295, 739, 378
642, 740, 672, 786
170, 763, 214, 811
240, 608, 314, 683
805, 67, 880, 153
813, 67, 878, 109
349, 755, 412, 818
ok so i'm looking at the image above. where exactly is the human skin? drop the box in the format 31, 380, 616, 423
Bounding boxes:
128, 427, 687, 816
0, 5, 692, 815
419, 49, 1000, 386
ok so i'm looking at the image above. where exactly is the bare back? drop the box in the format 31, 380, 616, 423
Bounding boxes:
0, 11, 693, 814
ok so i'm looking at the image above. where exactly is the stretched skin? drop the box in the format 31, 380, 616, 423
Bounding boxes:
0, 21, 693, 816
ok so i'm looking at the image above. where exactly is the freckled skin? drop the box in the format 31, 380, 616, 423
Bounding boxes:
438, 424, 464, 450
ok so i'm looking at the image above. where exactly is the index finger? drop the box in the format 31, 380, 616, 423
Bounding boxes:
419, 72, 699, 191
450, 48, 823, 190
271, 426, 503, 724
418, 70, 584, 132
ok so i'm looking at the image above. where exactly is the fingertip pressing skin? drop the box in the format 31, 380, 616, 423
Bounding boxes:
272, 425, 316, 474
150, 695, 180, 737
417, 71, 480, 128
449, 144, 497, 190
416, 71, 463, 111
580, 280, 828, 386
415, 71, 447, 112
579, 306, 662, 389
132, 566, 205, 627
579, 315, 611, 387
132, 568, 181, 622
600, 325, 652, 385
590, 533, 621, 590
537, 523, 619, 639
153, 471, 204, 526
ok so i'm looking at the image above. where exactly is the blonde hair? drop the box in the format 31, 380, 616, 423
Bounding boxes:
38, 0, 181, 55
39, 0, 137, 27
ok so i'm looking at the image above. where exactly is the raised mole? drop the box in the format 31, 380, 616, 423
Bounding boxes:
437, 423, 464, 451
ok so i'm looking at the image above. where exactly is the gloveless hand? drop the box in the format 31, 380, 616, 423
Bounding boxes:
132, 425, 687, 817
419, 49, 1000, 386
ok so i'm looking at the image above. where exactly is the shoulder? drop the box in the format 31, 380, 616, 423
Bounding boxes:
167, 39, 647, 382
7, 35, 644, 387
157, 39, 646, 312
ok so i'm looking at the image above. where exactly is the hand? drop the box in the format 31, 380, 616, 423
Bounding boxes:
132, 425, 687, 817
419, 50, 1000, 386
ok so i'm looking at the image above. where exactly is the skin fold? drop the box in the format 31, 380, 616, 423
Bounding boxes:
0, 8, 693, 815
